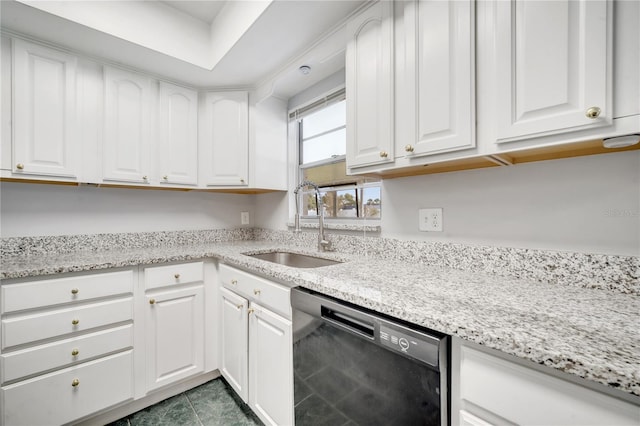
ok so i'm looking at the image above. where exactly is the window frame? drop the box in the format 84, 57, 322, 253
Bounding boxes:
290, 87, 381, 222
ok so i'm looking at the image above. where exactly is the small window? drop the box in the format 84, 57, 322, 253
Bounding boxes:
293, 90, 381, 220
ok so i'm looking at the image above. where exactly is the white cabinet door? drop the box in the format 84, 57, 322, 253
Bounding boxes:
158, 82, 198, 186
346, 1, 394, 170
248, 302, 293, 426
494, 0, 611, 142
103, 66, 152, 183
402, 0, 475, 157
12, 39, 78, 178
220, 287, 249, 402
200, 91, 248, 186
145, 285, 204, 392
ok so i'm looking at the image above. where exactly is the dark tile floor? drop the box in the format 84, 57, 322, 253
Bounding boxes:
108, 378, 263, 426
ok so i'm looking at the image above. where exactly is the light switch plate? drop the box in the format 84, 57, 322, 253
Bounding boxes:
241, 211, 250, 225
419, 208, 443, 232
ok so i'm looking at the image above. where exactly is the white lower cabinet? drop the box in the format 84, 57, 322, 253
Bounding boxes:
1, 351, 133, 426
0, 261, 216, 425
452, 339, 640, 425
220, 287, 249, 401
0, 270, 135, 426
143, 262, 205, 392
219, 264, 294, 426
248, 302, 293, 426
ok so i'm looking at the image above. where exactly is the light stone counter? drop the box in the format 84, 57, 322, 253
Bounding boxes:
1, 237, 638, 400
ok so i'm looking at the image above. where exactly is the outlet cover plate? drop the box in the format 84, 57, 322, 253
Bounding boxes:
241, 211, 250, 225
419, 208, 443, 232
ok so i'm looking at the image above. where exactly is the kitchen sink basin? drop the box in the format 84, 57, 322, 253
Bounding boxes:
246, 251, 342, 268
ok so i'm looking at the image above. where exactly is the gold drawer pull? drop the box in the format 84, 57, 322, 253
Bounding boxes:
71, 319, 79, 326
379, 151, 388, 158
231, 279, 238, 285
149, 298, 156, 305
254, 289, 261, 296
405, 144, 414, 153
248, 308, 255, 315
174, 273, 180, 279
71, 349, 79, 356
71, 378, 80, 387
236, 304, 243, 310
16, 163, 24, 170
71, 288, 79, 295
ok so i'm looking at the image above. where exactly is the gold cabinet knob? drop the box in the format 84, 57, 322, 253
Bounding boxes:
585, 106, 601, 119
149, 298, 156, 305
71, 378, 80, 387
231, 279, 238, 285
248, 308, 255, 315
405, 144, 414, 153
71, 319, 79, 325
71, 349, 79, 356
174, 273, 180, 279
236, 304, 243, 310
163, 175, 168, 180
16, 163, 24, 170
142, 175, 148, 181
71, 288, 79, 295
254, 289, 261, 296
240, 178, 245, 184
379, 151, 388, 158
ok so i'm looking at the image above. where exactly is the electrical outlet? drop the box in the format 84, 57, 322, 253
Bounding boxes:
419, 208, 443, 232
241, 211, 250, 225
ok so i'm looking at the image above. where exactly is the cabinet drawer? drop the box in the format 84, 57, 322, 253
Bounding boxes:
1, 298, 132, 349
1, 351, 133, 426
1, 324, 133, 384
459, 346, 640, 425
219, 264, 291, 319
1, 270, 134, 314
144, 261, 204, 289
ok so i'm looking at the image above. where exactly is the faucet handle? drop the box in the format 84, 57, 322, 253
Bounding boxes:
320, 239, 333, 252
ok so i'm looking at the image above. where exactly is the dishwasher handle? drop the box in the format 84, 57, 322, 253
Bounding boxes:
321, 305, 375, 339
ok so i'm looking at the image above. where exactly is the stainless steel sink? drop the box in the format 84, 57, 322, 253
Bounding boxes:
246, 251, 342, 268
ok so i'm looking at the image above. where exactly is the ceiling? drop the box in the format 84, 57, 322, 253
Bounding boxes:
160, 0, 227, 24
0, 0, 367, 96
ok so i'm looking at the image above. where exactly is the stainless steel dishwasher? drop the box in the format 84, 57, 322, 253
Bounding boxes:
291, 287, 449, 426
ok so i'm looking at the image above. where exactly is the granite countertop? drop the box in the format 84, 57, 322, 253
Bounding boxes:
1, 240, 639, 399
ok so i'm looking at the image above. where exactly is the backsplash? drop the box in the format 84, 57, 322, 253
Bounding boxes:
2, 228, 637, 295
0, 228, 255, 257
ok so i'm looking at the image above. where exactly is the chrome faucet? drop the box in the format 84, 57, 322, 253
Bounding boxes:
293, 180, 332, 251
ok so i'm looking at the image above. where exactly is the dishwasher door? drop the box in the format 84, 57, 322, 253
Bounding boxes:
291, 287, 448, 426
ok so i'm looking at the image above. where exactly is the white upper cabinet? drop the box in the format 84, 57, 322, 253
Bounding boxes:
158, 82, 198, 186
494, 0, 611, 143
401, 0, 475, 157
200, 91, 249, 187
346, 0, 394, 170
103, 66, 152, 184
12, 39, 79, 179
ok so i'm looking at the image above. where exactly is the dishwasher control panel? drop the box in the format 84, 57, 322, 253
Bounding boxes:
379, 322, 440, 368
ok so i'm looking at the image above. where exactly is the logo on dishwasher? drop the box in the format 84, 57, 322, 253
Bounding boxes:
399, 337, 410, 352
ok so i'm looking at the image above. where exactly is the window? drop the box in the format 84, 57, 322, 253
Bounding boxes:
292, 89, 381, 219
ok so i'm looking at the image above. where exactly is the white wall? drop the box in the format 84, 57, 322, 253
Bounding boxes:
0, 182, 256, 237
381, 151, 640, 256
254, 191, 289, 231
